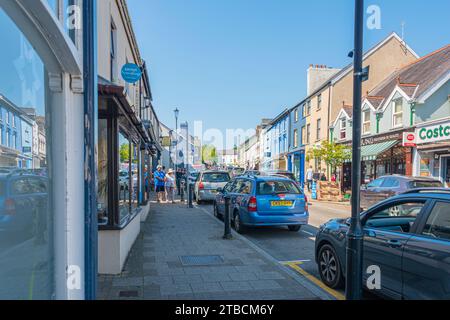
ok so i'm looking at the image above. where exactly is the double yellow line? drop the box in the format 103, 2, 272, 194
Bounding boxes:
282, 261, 346, 300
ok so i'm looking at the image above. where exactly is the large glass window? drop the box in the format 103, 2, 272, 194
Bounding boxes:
97, 119, 108, 225
118, 132, 131, 222
0, 8, 53, 299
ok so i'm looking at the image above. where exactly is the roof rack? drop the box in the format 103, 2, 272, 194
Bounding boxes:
402, 188, 450, 195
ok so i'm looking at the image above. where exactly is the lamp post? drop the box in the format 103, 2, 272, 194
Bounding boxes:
346, 0, 365, 300
174, 108, 180, 194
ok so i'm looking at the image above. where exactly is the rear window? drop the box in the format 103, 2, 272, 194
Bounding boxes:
257, 180, 301, 195
202, 173, 230, 183
409, 181, 443, 188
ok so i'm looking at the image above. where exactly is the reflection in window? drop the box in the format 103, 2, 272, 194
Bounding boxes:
0, 9, 53, 299
118, 132, 131, 222
97, 119, 108, 225
131, 143, 139, 209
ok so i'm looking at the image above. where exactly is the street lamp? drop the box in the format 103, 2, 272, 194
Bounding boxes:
346, 0, 366, 300
174, 108, 180, 194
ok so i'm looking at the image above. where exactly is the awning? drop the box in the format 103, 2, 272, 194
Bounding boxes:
361, 140, 399, 161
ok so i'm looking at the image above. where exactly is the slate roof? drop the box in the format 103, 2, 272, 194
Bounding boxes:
366, 44, 450, 107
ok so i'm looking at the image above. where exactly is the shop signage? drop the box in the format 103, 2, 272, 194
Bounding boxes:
416, 121, 450, 144
402, 132, 417, 147
341, 131, 403, 147
121, 63, 142, 83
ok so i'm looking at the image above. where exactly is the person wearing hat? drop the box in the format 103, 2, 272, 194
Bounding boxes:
154, 165, 166, 203
165, 168, 177, 203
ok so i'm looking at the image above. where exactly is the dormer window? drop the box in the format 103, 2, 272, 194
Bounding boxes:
393, 99, 403, 128
363, 110, 371, 134
340, 118, 347, 140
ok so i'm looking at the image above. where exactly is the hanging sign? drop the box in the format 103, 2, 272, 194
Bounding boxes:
121, 63, 142, 83
402, 132, 417, 147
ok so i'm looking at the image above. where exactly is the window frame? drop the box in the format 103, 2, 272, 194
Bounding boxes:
306, 124, 311, 144
293, 129, 298, 148
316, 118, 321, 141
392, 99, 403, 128
317, 94, 322, 110
363, 109, 371, 135
416, 200, 450, 242
340, 118, 347, 140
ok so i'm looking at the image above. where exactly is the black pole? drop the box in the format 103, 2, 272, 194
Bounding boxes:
345, 0, 365, 300
83, 0, 98, 300
223, 196, 232, 239
188, 183, 194, 208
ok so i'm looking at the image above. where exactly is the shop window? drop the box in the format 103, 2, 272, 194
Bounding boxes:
0, 9, 53, 299
363, 110, 371, 134
392, 99, 403, 128
119, 132, 131, 222
97, 119, 108, 225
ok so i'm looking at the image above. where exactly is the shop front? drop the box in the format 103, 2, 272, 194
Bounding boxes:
340, 130, 413, 191
97, 82, 152, 274
413, 119, 450, 187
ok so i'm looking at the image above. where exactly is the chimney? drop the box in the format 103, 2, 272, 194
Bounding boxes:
307, 64, 342, 95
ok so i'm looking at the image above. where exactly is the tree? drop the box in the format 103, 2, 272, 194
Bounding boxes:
202, 144, 218, 165
120, 143, 129, 163
306, 141, 351, 174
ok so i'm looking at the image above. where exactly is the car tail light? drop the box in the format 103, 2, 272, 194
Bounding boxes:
199, 182, 204, 190
248, 196, 257, 212
5, 198, 16, 215
304, 195, 308, 212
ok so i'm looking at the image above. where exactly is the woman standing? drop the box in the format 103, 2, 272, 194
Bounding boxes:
165, 169, 177, 203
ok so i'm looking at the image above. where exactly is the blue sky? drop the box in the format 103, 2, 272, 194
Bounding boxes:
128, 0, 449, 137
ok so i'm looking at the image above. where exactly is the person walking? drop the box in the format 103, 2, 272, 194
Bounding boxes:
306, 166, 313, 192
154, 165, 166, 203
165, 169, 177, 203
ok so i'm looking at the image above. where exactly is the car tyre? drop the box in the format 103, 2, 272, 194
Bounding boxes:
213, 202, 222, 219
318, 244, 344, 289
288, 225, 301, 232
233, 212, 246, 234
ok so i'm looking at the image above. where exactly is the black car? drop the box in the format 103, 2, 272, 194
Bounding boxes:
315, 188, 450, 300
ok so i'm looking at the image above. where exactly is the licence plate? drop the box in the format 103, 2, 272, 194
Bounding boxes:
271, 201, 293, 207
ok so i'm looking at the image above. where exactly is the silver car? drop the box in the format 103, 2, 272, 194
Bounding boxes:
194, 171, 231, 204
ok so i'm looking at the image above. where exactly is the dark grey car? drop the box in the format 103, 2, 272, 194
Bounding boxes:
315, 189, 450, 300
360, 175, 443, 210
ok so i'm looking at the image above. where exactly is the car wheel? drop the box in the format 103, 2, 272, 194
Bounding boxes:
318, 244, 344, 289
388, 206, 400, 216
233, 212, 246, 234
288, 225, 301, 232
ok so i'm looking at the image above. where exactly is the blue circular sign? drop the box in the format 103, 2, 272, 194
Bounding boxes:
121, 63, 142, 83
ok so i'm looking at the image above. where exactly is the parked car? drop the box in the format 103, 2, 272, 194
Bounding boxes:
360, 175, 443, 210
230, 167, 245, 177
194, 171, 231, 203
214, 175, 309, 233
263, 170, 296, 180
0, 172, 49, 245
315, 188, 450, 299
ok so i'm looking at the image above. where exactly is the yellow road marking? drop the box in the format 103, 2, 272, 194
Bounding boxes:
282, 261, 346, 300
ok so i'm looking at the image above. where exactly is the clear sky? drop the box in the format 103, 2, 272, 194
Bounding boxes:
128, 0, 449, 140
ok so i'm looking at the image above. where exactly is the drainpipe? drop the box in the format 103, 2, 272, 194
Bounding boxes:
410, 103, 416, 127
83, 0, 98, 300
376, 113, 381, 134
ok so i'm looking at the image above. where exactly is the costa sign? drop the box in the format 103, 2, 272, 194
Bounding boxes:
416, 121, 450, 144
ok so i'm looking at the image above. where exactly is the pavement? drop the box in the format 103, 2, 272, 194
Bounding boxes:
97, 197, 336, 300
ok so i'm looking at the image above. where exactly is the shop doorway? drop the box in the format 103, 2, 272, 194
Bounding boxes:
444, 157, 450, 188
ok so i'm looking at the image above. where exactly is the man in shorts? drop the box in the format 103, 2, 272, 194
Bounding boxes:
154, 165, 166, 202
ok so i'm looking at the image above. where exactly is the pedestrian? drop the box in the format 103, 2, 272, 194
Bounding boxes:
320, 170, 327, 181
154, 165, 166, 203
306, 166, 313, 192
165, 169, 177, 203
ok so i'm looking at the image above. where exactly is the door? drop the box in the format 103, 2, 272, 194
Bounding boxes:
362, 200, 427, 299
444, 158, 450, 188
402, 201, 450, 299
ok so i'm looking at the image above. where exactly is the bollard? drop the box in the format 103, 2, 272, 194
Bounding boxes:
188, 183, 194, 208
180, 180, 185, 202
223, 196, 233, 240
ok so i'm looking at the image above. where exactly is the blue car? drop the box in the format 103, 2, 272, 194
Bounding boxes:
315, 188, 450, 300
214, 175, 309, 233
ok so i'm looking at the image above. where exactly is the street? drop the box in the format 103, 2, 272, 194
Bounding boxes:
197, 201, 350, 299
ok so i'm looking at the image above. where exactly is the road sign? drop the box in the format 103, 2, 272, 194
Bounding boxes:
121, 63, 142, 83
